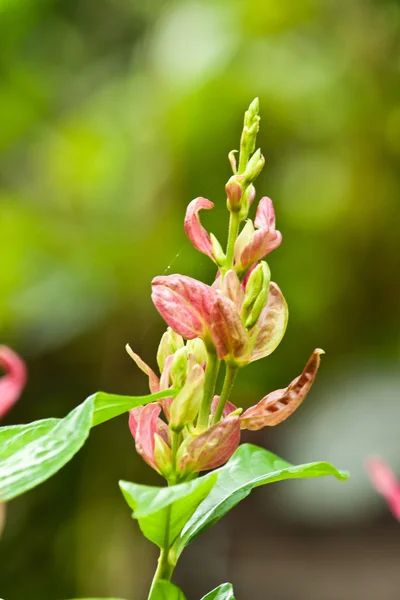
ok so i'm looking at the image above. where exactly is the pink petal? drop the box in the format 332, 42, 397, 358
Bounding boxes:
211, 395, 237, 419
254, 197, 276, 230
241, 349, 324, 430
210, 295, 250, 365
178, 416, 240, 472
184, 198, 214, 259
366, 458, 400, 520
220, 270, 244, 312
152, 275, 215, 341
126, 345, 160, 393
0, 346, 27, 420
250, 282, 288, 362
239, 228, 282, 270
131, 403, 169, 472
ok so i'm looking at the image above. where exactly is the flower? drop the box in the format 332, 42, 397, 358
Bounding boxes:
235, 197, 282, 271
184, 197, 215, 260
366, 458, 400, 520
0, 346, 27, 420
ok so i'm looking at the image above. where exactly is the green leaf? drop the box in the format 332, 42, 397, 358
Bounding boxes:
149, 581, 187, 600
0, 398, 94, 502
171, 444, 349, 560
201, 583, 235, 600
91, 389, 177, 427
119, 472, 218, 548
0, 390, 174, 501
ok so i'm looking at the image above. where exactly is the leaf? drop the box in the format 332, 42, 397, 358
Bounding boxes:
171, 444, 349, 560
0, 390, 174, 501
0, 398, 94, 502
149, 580, 187, 600
119, 472, 218, 548
91, 389, 177, 427
201, 583, 236, 600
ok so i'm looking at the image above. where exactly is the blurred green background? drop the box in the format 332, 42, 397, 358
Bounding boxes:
1, 0, 400, 598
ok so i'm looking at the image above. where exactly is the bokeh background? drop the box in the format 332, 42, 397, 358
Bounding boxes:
1, 0, 400, 598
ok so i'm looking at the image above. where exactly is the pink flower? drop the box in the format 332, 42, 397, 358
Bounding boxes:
151, 275, 251, 366
129, 403, 170, 473
236, 197, 282, 271
184, 198, 214, 260
240, 349, 324, 430
0, 346, 27, 420
177, 416, 241, 473
366, 458, 400, 520
126, 344, 160, 393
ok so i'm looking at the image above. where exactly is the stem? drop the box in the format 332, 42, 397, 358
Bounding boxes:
171, 430, 180, 477
197, 349, 220, 431
212, 364, 238, 424
225, 211, 240, 271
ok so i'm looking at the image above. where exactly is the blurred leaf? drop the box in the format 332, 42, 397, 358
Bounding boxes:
91, 389, 177, 426
201, 583, 235, 600
0, 390, 174, 501
150, 580, 187, 599
119, 473, 218, 548
171, 444, 349, 560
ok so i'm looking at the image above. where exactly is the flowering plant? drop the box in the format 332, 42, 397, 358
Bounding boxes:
0, 100, 348, 600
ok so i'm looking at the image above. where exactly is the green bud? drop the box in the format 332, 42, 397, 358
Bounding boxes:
170, 347, 188, 389
244, 98, 260, 127
157, 327, 184, 372
170, 364, 205, 432
242, 261, 271, 329
238, 99, 261, 174
210, 233, 226, 268
243, 149, 265, 185
153, 433, 172, 478
186, 338, 208, 365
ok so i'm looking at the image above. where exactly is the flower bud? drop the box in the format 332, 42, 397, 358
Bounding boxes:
233, 220, 254, 265
153, 433, 173, 478
243, 149, 265, 185
242, 261, 271, 329
225, 175, 243, 213
186, 338, 207, 366
0, 346, 27, 420
156, 327, 185, 372
170, 347, 188, 390
169, 364, 205, 432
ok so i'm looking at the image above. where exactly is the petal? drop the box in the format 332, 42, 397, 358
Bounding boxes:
178, 416, 240, 472
184, 197, 214, 259
152, 275, 216, 341
250, 282, 288, 362
254, 197, 276, 230
0, 346, 27, 420
211, 395, 237, 419
366, 458, 400, 520
240, 349, 324, 430
210, 295, 251, 364
131, 403, 169, 471
220, 269, 244, 312
126, 345, 160, 393
239, 228, 282, 270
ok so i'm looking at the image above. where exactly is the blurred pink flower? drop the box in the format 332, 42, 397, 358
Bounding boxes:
0, 345, 27, 420
366, 458, 400, 520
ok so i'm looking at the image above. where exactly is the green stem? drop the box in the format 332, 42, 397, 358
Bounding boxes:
147, 507, 175, 599
225, 211, 240, 272
170, 430, 180, 477
197, 349, 220, 431
212, 364, 238, 425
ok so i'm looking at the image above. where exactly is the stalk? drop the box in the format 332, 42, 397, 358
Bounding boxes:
212, 364, 238, 424
197, 349, 220, 431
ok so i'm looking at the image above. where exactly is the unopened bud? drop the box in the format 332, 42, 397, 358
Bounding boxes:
243, 149, 265, 185
242, 261, 271, 329
239, 184, 256, 221
233, 220, 254, 265
244, 97, 260, 128
186, 338, 207, 366
170, 347, 188, 390
210, 233, 226, 268
226, 175, 244, 213
153, 433, 172, 478
157, 327, 185, 372
170, 364, 205, 432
